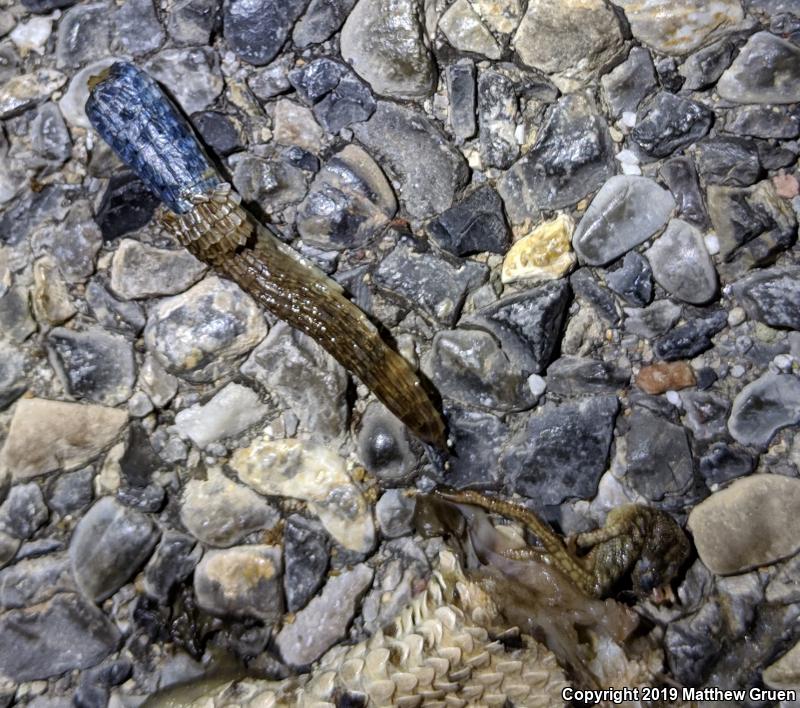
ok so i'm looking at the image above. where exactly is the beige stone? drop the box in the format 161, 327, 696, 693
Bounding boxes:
688, 475, 800, 575
273, 99, 324, 153
764, 637, 800, 690
502, 214, 576, 284
439, 0, 501, 60
1, 398, 127, 481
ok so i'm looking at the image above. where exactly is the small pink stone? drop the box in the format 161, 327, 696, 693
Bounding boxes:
772, 173, 799, 199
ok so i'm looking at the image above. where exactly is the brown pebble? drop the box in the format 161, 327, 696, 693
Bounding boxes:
635, 361, 696, 394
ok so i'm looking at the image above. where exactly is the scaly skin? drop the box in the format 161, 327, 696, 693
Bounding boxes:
434, 489, 690, 599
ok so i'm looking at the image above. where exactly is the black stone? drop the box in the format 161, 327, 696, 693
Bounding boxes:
289, 58, 375, 133
680, 39, 737, 91
698, 442, 755, 488
293, 0, 357, 47
283, 514, 330, 612
478, 70, 518, 169
95, 173, 160, 241
426, 186, 510, 256
605, 251, 653, 306
374, 240, 487, 326
723, 104, 800, 139
681, 391, 730, 443
695, 137, 761, 187
443, 407, 508, 489
546, 356, 630, 396
282, 145, 319, 172
755, 139, 799, 170
502, 396, 618, 505
653, 309, 727, 361
632, 92, 713, 158
0, 184, 74, 246
462, 280, 573, 375
695, 367, 718, 390
654, 56, 684, 92
601, 46, 657, 118
48, 468, 94, 517
0, 483, 48, 539
143, 531, 201, 604
117, 484, 166, 512
570, 268, 620, 323
120, 423, 163, 488
658, 157, 709, 228
192, 110, 242, 156
446, 60, 477, 141
625, 407, 694, 501
21, 0, 77, 10
357, 402, 418, 484
732, 266, 800, 330
223, 0, 307, 66
85, 278, 146, 335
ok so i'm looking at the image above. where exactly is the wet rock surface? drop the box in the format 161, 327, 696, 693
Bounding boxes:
3, 0, 800, 700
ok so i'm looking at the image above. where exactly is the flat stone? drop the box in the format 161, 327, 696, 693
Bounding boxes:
180, 467, 279, 547
47, 327, 136, 406
272, 99, 324, 153
605, 251, 653, 307
498, 95, 615, 224
612, 0, 744, 55
48, 468, 95, 517
688, 475, 800, 575
144, 276, 267, 383
645, 219, 717, 304
356, 402, 417, 484
728, 372, 800, 448
231, 437, 375, 553
297, 144, 395, 250
0, 594, 120, 681
191, 111, 243, 157
85, 279, 146, 336
0, 554, 75, 611
70, 497, 159, 603
723, 104, 800, 139
374, 240, 487, 326
698, 442, 754, 489
732, 266, 800, 330
764, 637, 800, 690
110, 240, 206, 299
32, 258, 76, 326
513, 0, 624, 92
632, 92, 714, 158
0, 399, 127, 481
94, 173, 160, 242
0, 68, 66, 120
440, 0, 500, 59
352, 102, 469, 222
58, 58, 121, 129
113, 0, 164, 55
600, 46, 657, 119
664, 602, 723, 687
446, 60, 477, 141
145, 48, 223, 114
293, 0, 357, 46
625, 407, 694, 501
681, 390, 729, 443
658, 157, 709, 228
717, 31, 800, 104
695, 137, 761, 188
707, 181, 796, 280
55, 3, 110, 68
283, 514, 330, 612
31, 102, 71, 164
166, 0, 218, 46
223, 0, 307, 66
0, 483, 48, 539
175, 383, 270, 448
501, 214, 575, 284
636, 361, 696, 395
0, 342, 26, 411
247, 56, 292, 100
340, 0, 435, 99
275, 563, 373, 667
443, 407, 509, 488
679, 38, 737, 91
143, 531, 202, 604
570, 269, 621, 323
478, 70, 519, 169
653, 309, 727, 361
241, 323, 347, 440
502, 396, 618, 505
572, 176, 675, 266
194, 545, 283, 621
472, 0, 524, 34
426, 186, 508, 257
230, 154, 308, 212
0, 286, 36, 343
546, 356, 630, 396
289, 58, 376, 134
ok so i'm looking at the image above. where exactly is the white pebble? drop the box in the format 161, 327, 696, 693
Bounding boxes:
730, 364, 746, 378
615, 149, 639, 164
621, 162, 642, 175
773, 354, 793, 372
665, 390, 682, 407
10, 15, 54, 55
704, 232, 720, 255
728, 307, 746, 327
527, 373, 547, 398
621, 111, 637, 128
